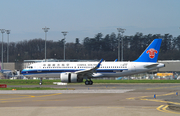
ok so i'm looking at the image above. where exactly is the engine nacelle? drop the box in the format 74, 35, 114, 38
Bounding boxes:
60, 72, 83, 83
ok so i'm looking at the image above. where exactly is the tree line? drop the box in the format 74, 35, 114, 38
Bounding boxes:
0, 32, 180, 62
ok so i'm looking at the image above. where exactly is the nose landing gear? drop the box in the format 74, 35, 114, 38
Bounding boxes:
39, 77, 42, 85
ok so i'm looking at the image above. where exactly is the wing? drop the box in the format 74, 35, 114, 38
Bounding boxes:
75, 59, 103, 78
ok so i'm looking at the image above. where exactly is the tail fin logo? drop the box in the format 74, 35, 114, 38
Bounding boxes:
146, 48, 158, 59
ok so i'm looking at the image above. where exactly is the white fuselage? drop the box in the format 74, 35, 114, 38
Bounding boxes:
21, 61, 165, 78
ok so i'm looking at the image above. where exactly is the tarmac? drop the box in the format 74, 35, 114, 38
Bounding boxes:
0, 83, 180, 116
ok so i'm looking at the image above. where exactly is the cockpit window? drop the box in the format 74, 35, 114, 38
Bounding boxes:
27, 66, 33, 69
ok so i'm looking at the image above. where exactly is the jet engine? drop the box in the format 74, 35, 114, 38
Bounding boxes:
60, 72, 83, 83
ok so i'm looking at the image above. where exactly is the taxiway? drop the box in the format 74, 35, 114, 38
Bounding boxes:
0, 83, 180, 116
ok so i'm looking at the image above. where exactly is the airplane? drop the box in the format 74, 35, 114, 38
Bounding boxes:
0, 63, 14, 79
21, 39, 165, 85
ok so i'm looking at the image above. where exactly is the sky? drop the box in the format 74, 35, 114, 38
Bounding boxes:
0, 0, 180, 43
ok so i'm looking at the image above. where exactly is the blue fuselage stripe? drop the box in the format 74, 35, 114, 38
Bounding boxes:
22, 69, 128, 75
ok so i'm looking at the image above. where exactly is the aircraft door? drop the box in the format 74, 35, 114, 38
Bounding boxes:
37, 66, 42, 73
131, 63, 136, 72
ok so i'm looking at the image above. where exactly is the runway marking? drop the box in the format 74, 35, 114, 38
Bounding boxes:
156, 105, 180, 114
32, 99, 66, 102
141, 107, 156, 109
126, 92, 175, 100
156, 92, 175, 96
1, 100, 22, 103
156, 105, 167, 113
13, 94, 36, 97
127, 92, 180, 114
0, 94, 35, 99
35, 93, 62, 97
140, 98, 180, 105
0, 93, 62, 103
126, 96, 149, 100
146, 86, 180, 90
0, 96, 34, 100
1, 99, 66, 103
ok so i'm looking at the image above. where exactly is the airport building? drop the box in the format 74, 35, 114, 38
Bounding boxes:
156, 60, 180, 72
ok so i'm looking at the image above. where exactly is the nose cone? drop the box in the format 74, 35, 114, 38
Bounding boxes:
21, 69, 27, 75
21, 70, 24, 74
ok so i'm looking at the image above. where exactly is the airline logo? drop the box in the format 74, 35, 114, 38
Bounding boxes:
146, 48, 158, 59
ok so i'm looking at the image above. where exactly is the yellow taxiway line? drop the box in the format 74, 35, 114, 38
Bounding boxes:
0, 93, 62, 103
127, 92, 180, 114
146, 86, 180, 90
157, 105, 180, 114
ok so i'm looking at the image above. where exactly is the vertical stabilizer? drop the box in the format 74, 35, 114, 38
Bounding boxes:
134, 39, 162, 62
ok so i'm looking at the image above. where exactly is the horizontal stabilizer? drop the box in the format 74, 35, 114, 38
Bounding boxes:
144, 64, 158, 68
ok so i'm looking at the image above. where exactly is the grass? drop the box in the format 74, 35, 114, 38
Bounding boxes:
92, 79, 180, 83
0, 79, 180, 90
0, 87, 74, 90
0, 79, 180, 86
0, 79, 61, 85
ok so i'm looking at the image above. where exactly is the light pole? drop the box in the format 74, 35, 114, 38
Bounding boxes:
42, 27, 50, 62
117, 28, 126, 61
0, 29, 5, 71
117, 29, 120, 61
6, 30, 10, 63
61, 31, 68, 61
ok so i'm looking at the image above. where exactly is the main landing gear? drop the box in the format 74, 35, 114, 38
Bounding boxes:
85, 79, 93, 85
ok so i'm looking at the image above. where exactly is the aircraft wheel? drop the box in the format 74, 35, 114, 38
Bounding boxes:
91, 81, 93, 85
85, 81, 89, 85
89, 81, 93, 85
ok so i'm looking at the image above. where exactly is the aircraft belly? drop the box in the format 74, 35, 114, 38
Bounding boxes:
24, 73, 60, 78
